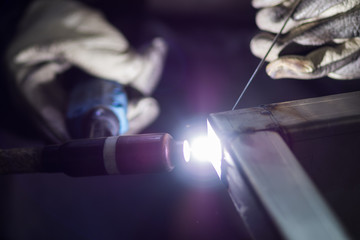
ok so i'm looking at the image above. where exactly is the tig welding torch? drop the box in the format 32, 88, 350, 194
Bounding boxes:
0, 133, 189, 177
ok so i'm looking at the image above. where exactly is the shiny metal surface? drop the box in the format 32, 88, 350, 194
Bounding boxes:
209, 91, 360, 239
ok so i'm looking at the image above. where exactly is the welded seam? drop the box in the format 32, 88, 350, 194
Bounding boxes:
260, 105, 292, 145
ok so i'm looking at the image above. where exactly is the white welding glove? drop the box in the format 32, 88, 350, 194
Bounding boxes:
6, 0, 166, 143
250, 0, 360, 80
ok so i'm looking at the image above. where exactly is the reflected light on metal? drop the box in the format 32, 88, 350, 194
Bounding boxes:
183, 140, 191, 163
187, 122, 222, 177
207, 121, 222, 177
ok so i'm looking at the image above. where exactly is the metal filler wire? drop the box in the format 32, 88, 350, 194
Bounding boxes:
232, 0, 302, 110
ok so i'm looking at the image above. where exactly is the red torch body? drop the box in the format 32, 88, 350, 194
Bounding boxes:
42, 133, 187, 177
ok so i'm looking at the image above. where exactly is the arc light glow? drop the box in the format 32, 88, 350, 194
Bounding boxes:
183, 140, 191, 163
187, 122, 222, 177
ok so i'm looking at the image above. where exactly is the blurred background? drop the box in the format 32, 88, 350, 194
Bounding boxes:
1, 0, 360, 239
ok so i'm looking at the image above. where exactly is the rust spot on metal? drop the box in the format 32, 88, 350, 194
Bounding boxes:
263, 102, 309, 122
261, 103, 278, 111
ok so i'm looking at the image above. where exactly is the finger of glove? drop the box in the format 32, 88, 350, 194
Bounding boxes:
250, 25, 322, 61
129, 38, 168, 96
256, 0, 360, 34
65, 46, 144, 84
8, 0, 129, 67
293, 0, 360, 21
266, 38, 360, 79
250, 32, 285, 61
256, 3, 301, 34
329, 57, 360, 79
67, 37, 167, 95
19, 63, 71, 143
252, 0, 287, 8
253, 8, 360, 60
288, 8, 360, 46
127, 97, 160, 134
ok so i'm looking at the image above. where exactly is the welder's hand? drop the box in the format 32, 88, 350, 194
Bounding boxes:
250, 0, 360, 80
6, 0, 165, 142
7, 0, 167, 95
127, 97, 160, 134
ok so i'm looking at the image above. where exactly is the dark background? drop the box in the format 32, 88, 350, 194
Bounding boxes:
1, 0, 360, 239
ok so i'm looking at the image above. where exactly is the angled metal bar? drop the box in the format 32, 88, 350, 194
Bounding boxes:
208, 91, 360, 240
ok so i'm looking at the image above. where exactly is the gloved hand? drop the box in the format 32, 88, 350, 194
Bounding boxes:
250, 0, 360, 80
6, 0, 166, 143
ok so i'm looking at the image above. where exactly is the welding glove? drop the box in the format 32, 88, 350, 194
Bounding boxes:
250, 0, 360, 80
6, 0, 166, 142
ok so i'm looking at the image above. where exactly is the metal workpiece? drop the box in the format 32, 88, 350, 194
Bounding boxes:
211, 91, 360, 143
226, 131, 348, 240
0, 133, 187, 177
208, 91, 360, 240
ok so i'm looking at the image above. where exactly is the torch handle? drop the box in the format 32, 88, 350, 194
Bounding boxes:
0, 133, 186, 177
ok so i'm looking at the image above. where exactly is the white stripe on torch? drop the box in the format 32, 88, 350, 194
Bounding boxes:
103, 136, 120, 174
